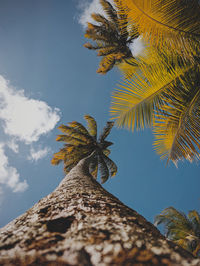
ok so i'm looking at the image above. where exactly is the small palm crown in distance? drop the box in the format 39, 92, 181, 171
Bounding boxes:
83, 0, 139, 74
51, 115, 117, 184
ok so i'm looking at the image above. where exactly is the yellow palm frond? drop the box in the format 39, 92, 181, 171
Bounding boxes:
111, 50, 191, 131
58, 125, 91, 143
153, 72, 200, 164
68, 121, 89, 135
56, 135, 86, 145
115, 0, 200, 59
97, 54, 117, 74
84, 115, 97, 139
117, 57, 139, 79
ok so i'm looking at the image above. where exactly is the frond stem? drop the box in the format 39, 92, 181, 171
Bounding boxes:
131, 0, 200, 39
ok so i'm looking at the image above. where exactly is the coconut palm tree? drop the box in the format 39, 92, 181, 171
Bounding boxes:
51, 115, 117, 184
0, 115, 198, 265
155, 207, 200, 257
84, 0, 139, 74
110, 0, 200, 165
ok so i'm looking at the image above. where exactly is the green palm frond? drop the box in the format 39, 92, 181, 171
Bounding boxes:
155, 207, 200, 256
52, 115, 117, 184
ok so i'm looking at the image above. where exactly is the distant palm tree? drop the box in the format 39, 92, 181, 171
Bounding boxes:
155, 207, 200, 257
84, 0, 139, 74
51, 115, 117, 183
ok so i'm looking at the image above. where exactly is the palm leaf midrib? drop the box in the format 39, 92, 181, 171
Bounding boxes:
131, 0, 200, 39
166, 87, 200, 161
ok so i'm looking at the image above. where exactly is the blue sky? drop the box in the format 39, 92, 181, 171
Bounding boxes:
0, 0, 199, 229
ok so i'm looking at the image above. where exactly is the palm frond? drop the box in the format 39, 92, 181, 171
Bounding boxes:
155, 207, 193, 239
102, 154, 117, 177
89, 153, 98, 179
97, 53, 124, 74
103, 148, 111, 156
68, 121, 90, 135
155, 207, 200, 256
58, 125, 92, 143
117, 57, 139, 79
99, 121, 114, 142
111, 50, 191, 131
100, 0, 118, 23
115, 0, 200, 59
98, 154, 109, 184
56, 135, 85, 145
153, 70, 200, 163
188, 211, 200, 225
84, 114, 97, 139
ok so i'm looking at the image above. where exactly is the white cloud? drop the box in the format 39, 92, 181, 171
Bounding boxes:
0, 75, 61, 202
7, 139, 19, 153
28, 146, 50, 162
128, 37, 145, 57
0, 143, 28, 193
78, 0, 108, 28
0, 76, 60, 143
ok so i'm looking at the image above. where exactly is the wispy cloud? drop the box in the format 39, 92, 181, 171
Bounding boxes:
7, 139, 19, 153
78, 0, 107, 28
0, 143, 28, 193
0, 75, 61, 201
28, 146, 51, 162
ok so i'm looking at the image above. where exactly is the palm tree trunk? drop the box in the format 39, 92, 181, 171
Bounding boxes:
0, 157, 199, 266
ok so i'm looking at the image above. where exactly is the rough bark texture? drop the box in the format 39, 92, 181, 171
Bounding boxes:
0, 158, 199, 266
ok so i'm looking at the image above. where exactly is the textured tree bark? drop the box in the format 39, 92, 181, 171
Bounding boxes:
0, 157, 199, 266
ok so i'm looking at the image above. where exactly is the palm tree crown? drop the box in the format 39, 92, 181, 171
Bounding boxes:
84, 0, 139, 74
51, 115, 117, 184
155, 207, 200, 257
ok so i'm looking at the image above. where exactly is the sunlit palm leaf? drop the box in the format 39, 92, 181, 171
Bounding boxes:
117, 57, 139, 79
115, 0, 200, 60
84, 115, 97, 139
56, 135, 85, 145
58, 125, 91, 143
153, 70, 200, 163
68, 121, 90, 135
111, 51, 191, 131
